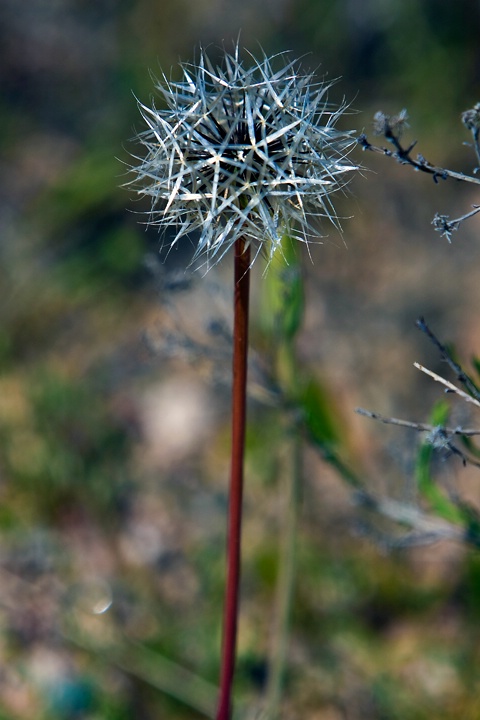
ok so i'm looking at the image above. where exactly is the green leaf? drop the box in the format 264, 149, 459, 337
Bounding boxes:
300, 377, 362, 488
261, 236, 304, 341
301, 377, 339, 448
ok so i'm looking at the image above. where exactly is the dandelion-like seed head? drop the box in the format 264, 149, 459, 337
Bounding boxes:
131, 44, 358, 268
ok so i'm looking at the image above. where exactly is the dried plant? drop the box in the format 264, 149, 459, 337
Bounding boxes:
130, 43, 359, 720
131, 44, 358, 269
355, 103, 480, 548
359, 106, 480, 241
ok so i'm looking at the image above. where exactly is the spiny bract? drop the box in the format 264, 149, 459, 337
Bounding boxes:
132, 44, 358, 267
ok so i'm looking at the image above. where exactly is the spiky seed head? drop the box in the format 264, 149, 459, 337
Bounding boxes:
131, 44, 358, 268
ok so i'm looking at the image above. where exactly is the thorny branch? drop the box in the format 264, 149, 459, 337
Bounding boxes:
358, 105, 480, 240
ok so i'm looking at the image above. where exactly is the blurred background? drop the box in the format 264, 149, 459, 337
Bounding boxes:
2, 1, 480, 718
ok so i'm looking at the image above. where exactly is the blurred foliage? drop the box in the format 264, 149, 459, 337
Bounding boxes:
1, 1, 480, 719
414, 401, 466, 526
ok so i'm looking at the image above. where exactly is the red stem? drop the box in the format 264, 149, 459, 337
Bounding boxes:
216, 237, 251, 720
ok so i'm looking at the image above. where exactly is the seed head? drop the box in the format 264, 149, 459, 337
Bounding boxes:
372, 109, 409, 139
462, 102, 480, 132
131, 44, 358, 268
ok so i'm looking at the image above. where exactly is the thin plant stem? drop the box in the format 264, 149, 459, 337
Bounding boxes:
263, 417, 302, 720
262, 249, 303, 719
217, 236, 251, 720
414, 362, 480, 409
356, 407, 480, 436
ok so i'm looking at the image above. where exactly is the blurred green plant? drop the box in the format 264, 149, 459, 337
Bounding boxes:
357, 320, 480, 549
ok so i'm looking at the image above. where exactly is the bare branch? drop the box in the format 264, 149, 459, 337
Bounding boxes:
432, 205, 480, 242
355, 407, 480, 436
414, 362, 480, 409
415, 317, 480, 401
357, 124, 480, 187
